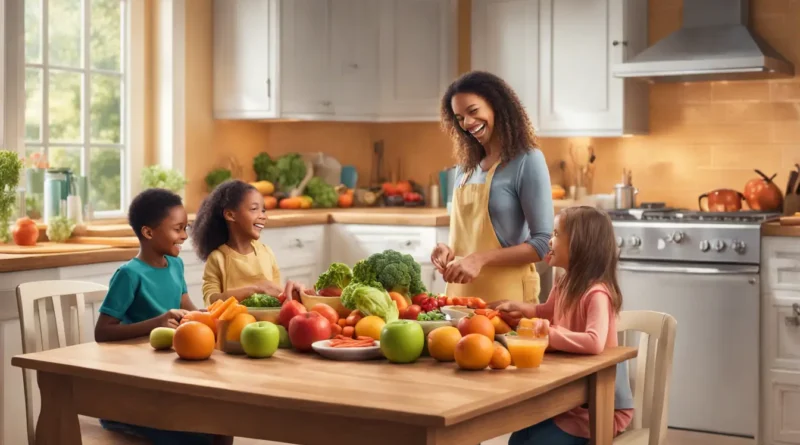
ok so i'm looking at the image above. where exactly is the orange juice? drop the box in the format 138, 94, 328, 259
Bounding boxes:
505, 336, 548, 368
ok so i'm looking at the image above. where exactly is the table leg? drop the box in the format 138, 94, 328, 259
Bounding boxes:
588, 366, 616, 445
35, 372, 81, 445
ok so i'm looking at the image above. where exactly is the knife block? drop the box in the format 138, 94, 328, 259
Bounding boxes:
785, 194, 800, 216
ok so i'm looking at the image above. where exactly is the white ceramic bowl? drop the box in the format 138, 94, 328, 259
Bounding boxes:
440, 305, 474, 322
311, 340, 384, 361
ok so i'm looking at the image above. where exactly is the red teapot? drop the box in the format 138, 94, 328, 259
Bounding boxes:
698, 189, 745, 212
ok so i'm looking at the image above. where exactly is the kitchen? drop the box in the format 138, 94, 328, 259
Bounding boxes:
1, 0, 800, 444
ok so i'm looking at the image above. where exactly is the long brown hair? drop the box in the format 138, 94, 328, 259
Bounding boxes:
556, 206, 622, 318
440, 71, 537, 174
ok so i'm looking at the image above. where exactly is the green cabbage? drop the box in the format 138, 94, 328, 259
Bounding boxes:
340, 283, 398, 323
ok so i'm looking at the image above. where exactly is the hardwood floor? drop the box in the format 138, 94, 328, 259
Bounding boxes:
234, 429, 756, 445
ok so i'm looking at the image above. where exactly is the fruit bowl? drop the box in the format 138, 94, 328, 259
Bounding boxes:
215, 320, 245, 355
246, 307, 280, 323
440, 305, 473, 321
300, 293, 350, 318
311, 340, 383, 361
503, 335, 549, 369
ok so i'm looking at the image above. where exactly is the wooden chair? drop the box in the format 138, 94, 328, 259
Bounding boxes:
614, 310, 678, 445
16, 280, 148, 445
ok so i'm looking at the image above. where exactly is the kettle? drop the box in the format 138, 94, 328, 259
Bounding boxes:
698, 189, 745, 212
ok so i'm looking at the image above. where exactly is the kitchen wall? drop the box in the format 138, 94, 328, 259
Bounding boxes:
179, 0, 800, 212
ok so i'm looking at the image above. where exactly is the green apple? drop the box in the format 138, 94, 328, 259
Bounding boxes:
276, 324, 292, 349
149, 327, 175, 350
380, 320, 424, 364
240, 321, 280, 358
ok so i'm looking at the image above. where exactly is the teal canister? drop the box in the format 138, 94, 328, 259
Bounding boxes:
44, 178, 62, 223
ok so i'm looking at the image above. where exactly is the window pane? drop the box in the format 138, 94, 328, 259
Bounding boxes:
49, 0, 82, 67
49, 70, 83, 142
89, 147, 121, 212
25, 0, 42, 63
49, 146, 82, 175
90, 0, 121, 70
25, 69, 43, 142
90, 74, 121, 143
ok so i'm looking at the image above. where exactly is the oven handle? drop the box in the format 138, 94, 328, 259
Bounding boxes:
618, 262, 759, 275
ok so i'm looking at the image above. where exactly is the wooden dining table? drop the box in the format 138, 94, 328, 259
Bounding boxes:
12, 339, 636, 445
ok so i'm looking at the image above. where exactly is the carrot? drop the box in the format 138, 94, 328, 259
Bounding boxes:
209, 297, 236, 319
342, 326, 355, 338
207, 300, 222, 312
219, 302, 246, 321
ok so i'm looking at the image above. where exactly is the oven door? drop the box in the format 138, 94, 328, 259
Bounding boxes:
618, 261, 759, 438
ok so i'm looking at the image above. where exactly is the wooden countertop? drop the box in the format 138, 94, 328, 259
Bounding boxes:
761, 220, 800, 237
0, 247, 138, 273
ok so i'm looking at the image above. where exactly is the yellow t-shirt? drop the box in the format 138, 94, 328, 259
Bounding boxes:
201, 241, 282, 306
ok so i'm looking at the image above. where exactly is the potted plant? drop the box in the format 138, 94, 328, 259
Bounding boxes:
0, 150, 24, 243
141, 165, 188, 195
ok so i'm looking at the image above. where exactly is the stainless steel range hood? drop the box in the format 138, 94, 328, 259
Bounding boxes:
612, 0, 794, 82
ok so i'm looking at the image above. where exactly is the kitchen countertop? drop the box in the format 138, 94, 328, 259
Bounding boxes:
0, 248, 138, 273
761, 221, 800, 237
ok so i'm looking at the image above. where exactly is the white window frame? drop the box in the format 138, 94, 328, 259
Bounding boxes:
8, 0, 146, 220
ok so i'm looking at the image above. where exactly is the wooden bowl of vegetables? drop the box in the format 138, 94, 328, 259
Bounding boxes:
300, 292, 350, 318
240, 294, 282, 323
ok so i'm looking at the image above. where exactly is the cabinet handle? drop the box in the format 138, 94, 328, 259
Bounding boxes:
786, 303, 800, 327
404, 240, 413, 247
294, 239, 304, 248
612, 40, 628, 47
321, 100, 332, 107
349, 63, 359, 69
267, 78, 271, 98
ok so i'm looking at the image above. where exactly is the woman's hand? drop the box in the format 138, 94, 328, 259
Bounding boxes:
431, 243, 455, 274
282, 280, 306, 301
443, 254, 485, 284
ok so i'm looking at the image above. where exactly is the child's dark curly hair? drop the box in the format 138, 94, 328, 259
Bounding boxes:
191, 179, 257, 261
128, 188, 183, 240
440, 70, 538, 174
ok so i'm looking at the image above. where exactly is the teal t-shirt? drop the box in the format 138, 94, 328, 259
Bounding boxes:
99, 256, 188, 324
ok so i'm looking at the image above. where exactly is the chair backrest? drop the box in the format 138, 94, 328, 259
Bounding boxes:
617, 310, 677, 445
15, 280, 109, 445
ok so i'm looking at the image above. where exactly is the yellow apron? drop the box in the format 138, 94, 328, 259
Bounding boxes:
445, 161, 540, 304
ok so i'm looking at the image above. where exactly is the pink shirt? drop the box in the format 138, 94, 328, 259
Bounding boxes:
534, 282, 633, 439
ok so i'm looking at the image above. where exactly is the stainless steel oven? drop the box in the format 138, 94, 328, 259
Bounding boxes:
610, 208, 777, 439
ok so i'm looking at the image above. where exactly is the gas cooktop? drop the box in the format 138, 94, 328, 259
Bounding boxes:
608, 209, 781, 224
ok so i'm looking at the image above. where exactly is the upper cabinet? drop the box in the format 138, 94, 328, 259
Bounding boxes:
472, 0, 649, 137
213, 0, 457, 122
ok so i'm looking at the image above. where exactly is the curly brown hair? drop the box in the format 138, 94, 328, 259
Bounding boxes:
440, 71, 537, 173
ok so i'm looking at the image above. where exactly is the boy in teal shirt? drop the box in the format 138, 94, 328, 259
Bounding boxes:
94, 189, 231, 445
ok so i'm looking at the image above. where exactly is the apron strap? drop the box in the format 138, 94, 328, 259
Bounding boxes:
459, 160, 502, 188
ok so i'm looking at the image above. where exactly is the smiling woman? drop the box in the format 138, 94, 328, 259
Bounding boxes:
432, 71, 554, 305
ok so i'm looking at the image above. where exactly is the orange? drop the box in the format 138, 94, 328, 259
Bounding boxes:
489, 344, 512, 370
180, 311, 216, 336
226, 312, 256, 342
457, 314, 495, 339
427, 326, 462, 362
173, 321, 216, 361
454, 334, 494, 371
355, 315, 386, 340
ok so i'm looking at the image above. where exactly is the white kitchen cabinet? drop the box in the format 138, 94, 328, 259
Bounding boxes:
377, 0, 457, 122
471, 0, 540, 128
213, 0, 278, 119
538, 0, 648, 136
472, 0, 648, 137
761, 236, 800, 445
212, 0, 455, 122
262, 225, 327, 286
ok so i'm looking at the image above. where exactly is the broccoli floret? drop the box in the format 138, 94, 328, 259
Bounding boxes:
253, 152, 280, 183
305, 177, 338, 208
275, 153, 307, 192
315, 262, 353, 291
240, 293, 281, 308
350, 249, 428, 297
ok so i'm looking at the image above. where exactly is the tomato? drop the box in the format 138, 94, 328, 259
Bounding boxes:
437, 296, 449, 308
13, 218, 39, 246
474, 298, 487, 309
420, 297, 438, 313
411, 293, 428, 306
446, 296, 454, 306
402, 304, 422, 320
277, 293, 287, 304
453, 297, 468, 307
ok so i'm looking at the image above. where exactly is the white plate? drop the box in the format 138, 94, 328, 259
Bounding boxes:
311, 340, 384, 361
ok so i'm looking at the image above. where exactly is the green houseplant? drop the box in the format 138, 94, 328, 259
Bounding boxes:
141, 165, 187, 194
0, 151, 24, 243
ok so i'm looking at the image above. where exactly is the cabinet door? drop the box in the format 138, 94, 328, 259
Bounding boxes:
330, 0, 380, 119
280, 0, 334, 117
280, 264, 318, 289
378, 0, 456, 121
471, 0, 539, 129
767, 370, 800, 444
213, 0, 277, 119
538, 0, 624, 135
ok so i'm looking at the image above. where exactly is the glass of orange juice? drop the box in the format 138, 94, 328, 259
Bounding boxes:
505, 335, 549, 369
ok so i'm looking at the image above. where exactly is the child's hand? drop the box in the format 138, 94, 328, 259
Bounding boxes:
254, 281, 284, 297
283, 280, 306, 301
495, 301, 524, 328
159, 309, 188, 328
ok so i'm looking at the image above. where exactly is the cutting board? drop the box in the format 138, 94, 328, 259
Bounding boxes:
780, 216, 800, 226
0, 242, 112, 255
68, 236, 140, 248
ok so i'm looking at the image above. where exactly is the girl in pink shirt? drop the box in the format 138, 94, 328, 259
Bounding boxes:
496, 206, 634, 445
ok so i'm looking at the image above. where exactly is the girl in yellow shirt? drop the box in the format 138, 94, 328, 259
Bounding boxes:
191, 180, 306, 306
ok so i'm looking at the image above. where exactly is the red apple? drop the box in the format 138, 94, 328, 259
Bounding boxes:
288, 312, 332, 352
278, 300, 307, 329
317, 287, 342, 297
310, 303, 339, 326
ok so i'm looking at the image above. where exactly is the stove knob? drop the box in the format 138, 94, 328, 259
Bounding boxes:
670, 231, 685, 243
628, 236, 641, 247
699, 240, 710, 252
616, 236, 624, 248
733, 240, 746, 254
713, 240, 726, 252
